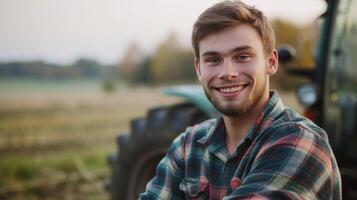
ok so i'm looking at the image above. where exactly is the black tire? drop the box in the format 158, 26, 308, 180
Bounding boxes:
107, 103, 209, 200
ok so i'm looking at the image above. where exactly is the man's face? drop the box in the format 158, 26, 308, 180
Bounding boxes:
195, 24, 277, 117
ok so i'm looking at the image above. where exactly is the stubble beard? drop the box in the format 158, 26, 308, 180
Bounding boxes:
203, 76, 267, 117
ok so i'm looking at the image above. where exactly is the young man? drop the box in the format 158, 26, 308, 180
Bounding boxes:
140, 1, 341, 199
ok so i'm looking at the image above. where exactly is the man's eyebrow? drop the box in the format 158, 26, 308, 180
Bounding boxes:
231, 45, 253, 53
201, 45, 253, 57
202, 51, 219, 57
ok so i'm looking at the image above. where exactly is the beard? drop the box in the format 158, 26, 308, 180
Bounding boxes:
203, 76, 267, 117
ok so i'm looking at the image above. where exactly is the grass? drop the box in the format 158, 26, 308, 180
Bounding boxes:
0, 145, 111, 184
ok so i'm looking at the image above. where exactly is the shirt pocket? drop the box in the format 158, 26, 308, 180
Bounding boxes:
179, 177, 209, 200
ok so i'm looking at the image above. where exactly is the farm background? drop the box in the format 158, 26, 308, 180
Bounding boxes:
0, 79, 301, 199
0, 79, 180, 200
0, 0, 324, 198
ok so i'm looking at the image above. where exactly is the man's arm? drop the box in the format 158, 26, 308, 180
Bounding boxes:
139, 134, 186, 200
225, 128, 341, 200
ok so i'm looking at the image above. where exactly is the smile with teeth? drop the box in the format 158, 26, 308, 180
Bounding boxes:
218, 85, 246, 93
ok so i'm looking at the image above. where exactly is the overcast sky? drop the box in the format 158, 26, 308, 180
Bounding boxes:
0, 0, 326, 65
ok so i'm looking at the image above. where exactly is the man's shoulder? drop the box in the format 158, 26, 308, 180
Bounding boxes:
262, 107, 329, 145
261, 91, 327, 142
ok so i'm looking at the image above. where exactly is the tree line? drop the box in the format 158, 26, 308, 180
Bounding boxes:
0, 58, 107, 79
0, 19, 316, 90
117, 33, 197, 85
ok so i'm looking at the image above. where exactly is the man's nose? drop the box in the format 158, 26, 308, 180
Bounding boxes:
218, 61, 239, 80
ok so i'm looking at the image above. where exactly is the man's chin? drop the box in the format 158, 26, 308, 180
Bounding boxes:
218, 109, 241, 117
214, 103, 248, 117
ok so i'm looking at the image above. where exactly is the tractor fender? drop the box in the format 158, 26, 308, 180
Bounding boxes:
162, 85, 220, 118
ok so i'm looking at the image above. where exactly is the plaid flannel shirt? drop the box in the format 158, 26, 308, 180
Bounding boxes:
140, 91, 342, 200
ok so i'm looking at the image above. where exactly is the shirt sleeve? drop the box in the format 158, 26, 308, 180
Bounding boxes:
139, 133, 186, 200
224, 127, 339, 200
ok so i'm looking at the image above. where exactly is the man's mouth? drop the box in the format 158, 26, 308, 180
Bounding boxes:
216, 84, 249, 94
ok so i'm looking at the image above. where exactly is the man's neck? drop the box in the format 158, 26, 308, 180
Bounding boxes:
223, 92, 270, 155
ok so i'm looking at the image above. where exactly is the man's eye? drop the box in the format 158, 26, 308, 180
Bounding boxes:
205, 57, 221, 65
236, 54, 251, 62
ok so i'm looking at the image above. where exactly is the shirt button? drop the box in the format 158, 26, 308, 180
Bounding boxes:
230, 177, 241, 189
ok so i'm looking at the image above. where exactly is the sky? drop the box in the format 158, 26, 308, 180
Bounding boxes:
0, 0, 326, 65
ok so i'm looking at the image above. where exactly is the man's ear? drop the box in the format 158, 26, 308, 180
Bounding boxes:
266, 49, 278, 75
195, 58, 202, 81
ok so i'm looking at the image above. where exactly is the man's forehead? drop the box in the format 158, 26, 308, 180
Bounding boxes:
198, 24, 263, 57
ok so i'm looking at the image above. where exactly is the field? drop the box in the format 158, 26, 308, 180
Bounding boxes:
0, 79, 180, 200
0, 79, 301, 200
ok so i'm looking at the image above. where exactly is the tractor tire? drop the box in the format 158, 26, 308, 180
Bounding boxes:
107, 102, 209, 200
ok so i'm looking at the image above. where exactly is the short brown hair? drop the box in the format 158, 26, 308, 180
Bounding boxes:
192, 0, 275, 59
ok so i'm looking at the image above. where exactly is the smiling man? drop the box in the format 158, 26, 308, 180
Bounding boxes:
140, 1, 341, 199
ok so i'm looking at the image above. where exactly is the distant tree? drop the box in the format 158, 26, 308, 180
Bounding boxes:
135, 56, 153, 84
117, 42, 144, 83
150, 33, 196, 84
73, 58, 101, 78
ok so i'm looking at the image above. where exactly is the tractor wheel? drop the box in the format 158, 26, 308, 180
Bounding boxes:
107, 103, 209, 200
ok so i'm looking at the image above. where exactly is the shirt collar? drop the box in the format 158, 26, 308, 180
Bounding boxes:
196, 117, 224, 146
248, 90, 285, 140
196, 90, 285, 146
